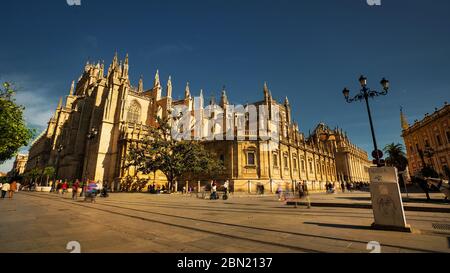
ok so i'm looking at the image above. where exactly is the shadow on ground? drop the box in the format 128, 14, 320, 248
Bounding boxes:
336, 196, 449, 204
303, 221, 374, 231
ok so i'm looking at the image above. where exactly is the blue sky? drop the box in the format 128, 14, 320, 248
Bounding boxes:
1, 0, 449, 172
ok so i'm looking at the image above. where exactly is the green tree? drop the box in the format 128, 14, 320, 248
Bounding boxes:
25, 168, 42, 186
383, 143, 408, 171
43, 166, 56, 187
0, 82, 34, 163
127, 116, 224, 193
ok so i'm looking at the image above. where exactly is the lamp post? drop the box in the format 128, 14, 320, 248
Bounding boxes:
84, 127, 98, 182
342, 75, 390, 167
54, 145, 64, 191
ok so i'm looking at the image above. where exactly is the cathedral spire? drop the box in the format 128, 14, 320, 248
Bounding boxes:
284, 96, 290, 106
221, 86, 229, 106
185, 82, 191, 98
57, 97, 63, 109
166, 76, 172, 98
138, 75, 144, 93
122, 53, 129, 78
113, 51, 119, 67
69, 80, 75, 96
154, 69, 161, 88
400, 107, 410, 130
263, 81, 269, 102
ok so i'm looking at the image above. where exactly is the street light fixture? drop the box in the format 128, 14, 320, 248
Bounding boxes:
87, 127, 98, 140
342, 75, 390, 166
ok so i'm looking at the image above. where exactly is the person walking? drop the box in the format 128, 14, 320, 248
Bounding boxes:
61, 181, 68, 195
1, 182, 10, 199
211, 182, 218, 200
298, 181, 304, 199
303, 181, 311, 209
276, 184, 283, 201
341, 181, 346, 193
96, 181, 103, 196
72, 180, 80, 200
86, 180, 98, 203
9, 181, 18, 199
224, 180, 229, 195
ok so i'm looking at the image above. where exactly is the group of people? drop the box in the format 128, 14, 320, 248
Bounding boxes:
256, 183, 265, 195
147, 183, 169, 194
340, 181, 370, 193
49, 179, 107, 202
0, 180, 18, 199
207, 180, 229, 200
325, 182, 336, 194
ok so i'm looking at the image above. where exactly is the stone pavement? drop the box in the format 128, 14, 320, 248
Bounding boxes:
0, 191, 449, 253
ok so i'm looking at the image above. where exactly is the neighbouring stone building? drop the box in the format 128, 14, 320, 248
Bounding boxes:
401, 103, 450, 178
10, 154, 28, 176
24, 53, 371, 192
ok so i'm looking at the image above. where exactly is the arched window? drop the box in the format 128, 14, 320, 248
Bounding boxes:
127, 101, 141, 123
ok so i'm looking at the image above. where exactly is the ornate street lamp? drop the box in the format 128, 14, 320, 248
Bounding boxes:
84, 127, 98, 184
342, 75, 390, 166
56, 145, 64, 175
87, 127, 98, 140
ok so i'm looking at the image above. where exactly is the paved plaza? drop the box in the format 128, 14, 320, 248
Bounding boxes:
0, 191, 449, 253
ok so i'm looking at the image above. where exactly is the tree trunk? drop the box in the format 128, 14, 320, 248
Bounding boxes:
46, 175, 49, 187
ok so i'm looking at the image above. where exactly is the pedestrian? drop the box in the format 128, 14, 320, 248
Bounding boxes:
9, 181, 18, 199
72, 179, 80, 200
303, 183, 311, 209
298, 181, 304, 198
224, 180, 229, 194
96, 181, 103, 196
56, 180, 62, 194
1, 182, 10, 199
211, 182, 218, 200
341, 182, 345, 193
276, 184, 283, 201
61, 181, 68, 195
85, 180, 98, 203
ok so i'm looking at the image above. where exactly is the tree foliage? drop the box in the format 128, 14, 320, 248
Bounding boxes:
383, 143, 408, 171
126, 116, 224, 192
43, 166, 56, 186
0, 82, 34, 163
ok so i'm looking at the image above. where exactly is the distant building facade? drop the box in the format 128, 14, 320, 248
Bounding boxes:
24, 53, 371, 192
11, 154, 28, 175
401, 103, 450, 177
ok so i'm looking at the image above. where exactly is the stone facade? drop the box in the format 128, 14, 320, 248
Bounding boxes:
25, 53, 371, 192
10, 154, 28, 175
401, 103, 450, 177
